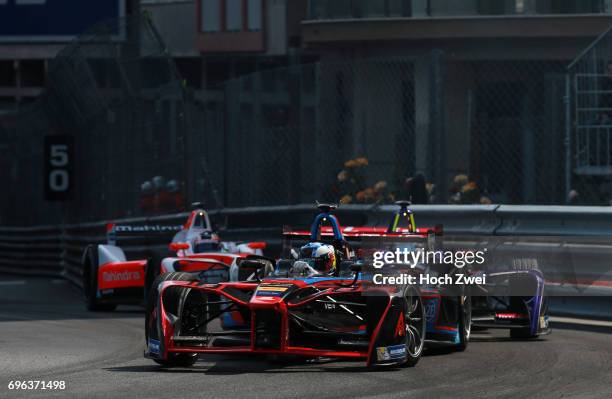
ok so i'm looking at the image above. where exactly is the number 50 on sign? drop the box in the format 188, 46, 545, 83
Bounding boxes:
44, 135, 73, 201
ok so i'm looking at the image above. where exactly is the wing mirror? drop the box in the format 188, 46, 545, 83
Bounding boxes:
336, 262, 362, 287
247, 242, 267, 250
240, 260, 266, 269
238, 260, 267, 281
169, 242, 190, 252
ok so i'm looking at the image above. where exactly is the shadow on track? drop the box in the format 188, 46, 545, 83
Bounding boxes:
105, 346, 468, 375
0, 276, 144, 322
550, 321, 612, 334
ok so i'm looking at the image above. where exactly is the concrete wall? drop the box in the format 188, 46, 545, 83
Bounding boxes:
429, 0, 479, 16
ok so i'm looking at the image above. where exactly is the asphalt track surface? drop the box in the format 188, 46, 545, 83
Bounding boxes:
1, 277, 611, 399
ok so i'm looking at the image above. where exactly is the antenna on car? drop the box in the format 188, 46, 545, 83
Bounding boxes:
395, 200, 411, 213
388, 200, 416, 233
191, 201, 204, 210
315, 201, 338, 214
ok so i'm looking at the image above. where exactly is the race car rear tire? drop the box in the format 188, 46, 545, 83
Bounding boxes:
82, 245, 117, 312
146, 272, 199, 367
456, 295, 471, 352
508, 295, 539, 340
511, 258, 539, 271
402, 286, 425, 368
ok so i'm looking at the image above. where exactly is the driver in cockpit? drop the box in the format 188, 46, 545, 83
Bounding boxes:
289, 242, 337, 277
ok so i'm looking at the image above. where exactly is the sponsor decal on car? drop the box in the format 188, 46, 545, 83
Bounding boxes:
256, 284, 292, 297
98, 261, 147, 290
103, 271, 141, 282
257, 286, 289, 292
388, 344, 407, 359
376, 346, 389, 361
376, 344, 406, 361
113, 224, 182, 233
338, 339, 368, 346
425, 301, 437, 321
148, 339, 160, 355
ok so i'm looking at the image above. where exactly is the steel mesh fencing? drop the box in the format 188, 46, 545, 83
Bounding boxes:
214, 56, 572, 208
568, 25, 612, 205
445, 60, 568, 205
2, 15, 190, 226
195, 57, 424, 208
1, 14, 608, 227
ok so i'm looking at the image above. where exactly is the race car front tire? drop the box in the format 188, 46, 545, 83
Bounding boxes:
82, 245, 117, 312
402, 286, 425, 367
456, 294, 471, 352
145, 272, 199, 367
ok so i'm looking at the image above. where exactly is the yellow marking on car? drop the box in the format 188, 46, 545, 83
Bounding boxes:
257, 286, 289, 292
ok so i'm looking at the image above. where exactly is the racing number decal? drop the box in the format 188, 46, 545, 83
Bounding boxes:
49, 145, 69, 191
44, 135, 74, 201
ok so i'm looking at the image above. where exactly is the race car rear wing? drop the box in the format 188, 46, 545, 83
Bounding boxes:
106, 208, 213, 246
282, 201, 443, 257
106, 222, 183, 245
282, 225, 443, 241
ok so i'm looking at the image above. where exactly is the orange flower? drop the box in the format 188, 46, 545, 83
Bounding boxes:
363, 187, 375, 201
461, 182, 478, 193
355, 157, 369, 166
374, 180, 387, 192
453, 174, 469, 187
344, 159, 358, 168
480, 196, 492, 205
340, 195, 352, 204
356, 190, 366, 202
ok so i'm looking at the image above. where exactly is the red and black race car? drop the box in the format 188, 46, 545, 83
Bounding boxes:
81, 205, 268, 311
144, 203, 470, 368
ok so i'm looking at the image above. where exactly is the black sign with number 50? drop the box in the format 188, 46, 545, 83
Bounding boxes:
44, 135, 74, 201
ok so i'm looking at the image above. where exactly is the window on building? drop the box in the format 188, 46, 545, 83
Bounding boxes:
477, 0, 525, 14
247, 0, 263, 30
357, 0, 386, 17
226, 0, 243, 31
201, 0, 221, 32
388, 0, 412, 16
540, 0, 603, 13
0, 61, 14, 86
328, 0, 352, 18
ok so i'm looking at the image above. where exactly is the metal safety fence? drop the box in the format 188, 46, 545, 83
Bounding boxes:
1, 205, 612, 321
